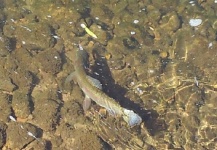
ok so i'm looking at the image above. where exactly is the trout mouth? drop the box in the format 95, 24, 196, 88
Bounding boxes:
123, 109, 142, 127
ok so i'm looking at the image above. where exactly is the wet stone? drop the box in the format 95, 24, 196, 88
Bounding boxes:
55, 123, 75, 149
0, 9, 5, 25
12, 89, 31, 119
109, 0, 128, 14
48, 135, 63, 149
182, 116, 200, 132
147, 5, 161, 24
36, 88, 61, 102
4, 49, 35, 90
204, 127, 217, 140
22, 139, 47, 150
60, 101, 83, 125
4, 22, 55, 50
0, 121, 7, 148
0, 58, 16, 92
32, 99, 59, 131
0, 92, 12, 122
4, 54, 18, 74
91, 9, 114, 35
72, 129, 103, 150
107, 58, 126, 70
0, 77, 16, 92
57, 123, 103, 150
5, 122, 39, 149
36, 48, 63, 74
90, 4, 114, 24
123, 36, 140, 49
7, 48, 38, 74
90, 24, 113, 45
160, 11, 181, 32
8, 69, 33, 92
198, 21, 216, 40
113, 22, 154, 47
95, 21, 114, 36
205, 115, 217, 125
106, 38, 126, 55
0, 35, 12, 56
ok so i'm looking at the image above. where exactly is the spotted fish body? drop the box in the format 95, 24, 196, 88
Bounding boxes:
66, 45, 142, 127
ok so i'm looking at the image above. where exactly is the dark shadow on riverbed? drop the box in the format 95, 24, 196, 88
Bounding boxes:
89, 43, 166, 134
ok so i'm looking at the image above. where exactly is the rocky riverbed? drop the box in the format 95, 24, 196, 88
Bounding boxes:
0, 0, 217, 149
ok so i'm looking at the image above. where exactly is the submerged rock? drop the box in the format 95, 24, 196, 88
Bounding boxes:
5, 122, 41, 149
0, 93, 12, 122
0, 122, 7, 148
36, 48, 63, 74
12, 89, 32, 119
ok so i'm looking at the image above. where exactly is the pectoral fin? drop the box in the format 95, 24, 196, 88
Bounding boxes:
65, 72, 77, 84
83, 95, 92, 111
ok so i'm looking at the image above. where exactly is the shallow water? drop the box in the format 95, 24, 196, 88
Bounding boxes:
0, 0, 217, 149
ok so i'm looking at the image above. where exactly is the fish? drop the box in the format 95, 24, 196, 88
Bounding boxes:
66, 44, 142, 127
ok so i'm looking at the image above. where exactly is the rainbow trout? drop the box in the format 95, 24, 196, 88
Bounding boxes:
66, 44, 142, 127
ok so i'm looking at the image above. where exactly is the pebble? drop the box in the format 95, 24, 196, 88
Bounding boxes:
160, 51, 168, 58
189, 19, 202, 27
